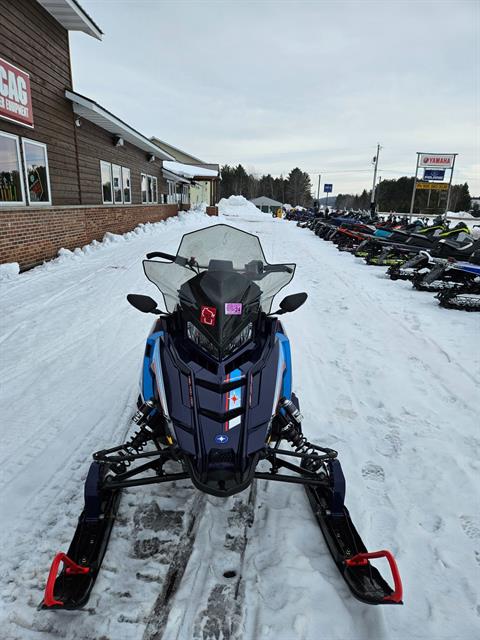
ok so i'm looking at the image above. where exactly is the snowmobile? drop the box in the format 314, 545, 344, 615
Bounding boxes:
436, 280, 480, 311
413, 260, 480, 295
40, 224, 403, 610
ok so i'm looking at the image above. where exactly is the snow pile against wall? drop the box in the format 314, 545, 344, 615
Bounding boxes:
17, 211, 214, 275
0, 262, 20, 281
217, 195, 268, 220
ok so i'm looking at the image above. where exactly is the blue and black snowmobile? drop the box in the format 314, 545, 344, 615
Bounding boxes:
40, 224, 403, 610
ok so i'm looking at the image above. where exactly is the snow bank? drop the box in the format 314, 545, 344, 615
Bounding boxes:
217, 195, 268, 220
11, 210, 213, 275
0, 262, 20, 281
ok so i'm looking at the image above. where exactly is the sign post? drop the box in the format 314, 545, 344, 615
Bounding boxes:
410, 153, 457, 216
324, 183, 332, 209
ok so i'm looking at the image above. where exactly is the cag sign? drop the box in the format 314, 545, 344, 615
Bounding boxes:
0, 57, 34, 128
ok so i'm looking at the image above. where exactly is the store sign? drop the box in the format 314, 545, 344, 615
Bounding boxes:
416, 181, 449, 191
423, 169, 445, 181
0, 57, 34, 128
419, 154, 454, 169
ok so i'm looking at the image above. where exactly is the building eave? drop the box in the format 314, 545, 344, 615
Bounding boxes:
65, 91, 175, 159
37, 0, 103, 40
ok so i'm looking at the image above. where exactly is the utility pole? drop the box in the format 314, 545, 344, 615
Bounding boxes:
316, 174, 321, 203
370, 144, 381, 215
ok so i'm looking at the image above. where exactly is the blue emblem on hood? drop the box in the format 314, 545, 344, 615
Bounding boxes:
215, 434, 229, 444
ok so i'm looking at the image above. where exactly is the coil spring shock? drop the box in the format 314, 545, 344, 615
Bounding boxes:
112, 400, 155, 474
279, 398, 323, 472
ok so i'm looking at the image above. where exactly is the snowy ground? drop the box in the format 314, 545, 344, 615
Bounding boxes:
0, 199, 479, 640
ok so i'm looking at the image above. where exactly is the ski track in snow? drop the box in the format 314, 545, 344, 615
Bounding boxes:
0, 210, 479, 640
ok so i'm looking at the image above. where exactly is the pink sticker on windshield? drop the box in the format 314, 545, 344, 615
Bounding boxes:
225, 303, 243, 315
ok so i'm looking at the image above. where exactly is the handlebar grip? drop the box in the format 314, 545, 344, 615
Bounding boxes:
146, 251, 176, 261
264, 264, 294, 274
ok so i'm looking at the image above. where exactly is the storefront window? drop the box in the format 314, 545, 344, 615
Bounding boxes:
0, 132, 25, 205
100, 161, 112, 203
22, 139, 51, 204
112, 164, 122, 203
122, 167, 131, 203
141, 173, 158, 204
147, 175, 153, 203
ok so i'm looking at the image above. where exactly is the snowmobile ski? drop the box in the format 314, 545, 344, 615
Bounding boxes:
40, 462, 121, 609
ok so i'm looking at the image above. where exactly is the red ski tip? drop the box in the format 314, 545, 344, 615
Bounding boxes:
345, 549, 403, 604
43, 552, 90, 608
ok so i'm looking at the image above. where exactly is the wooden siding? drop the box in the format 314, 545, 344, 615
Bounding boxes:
0, 0, 81, 205
75, 119, 168, 205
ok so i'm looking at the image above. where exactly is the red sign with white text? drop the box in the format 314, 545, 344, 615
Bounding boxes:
0, 57, 34, 128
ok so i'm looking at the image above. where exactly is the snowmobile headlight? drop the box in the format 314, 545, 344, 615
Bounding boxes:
187, 321, 253, 358
224, 322, 253, 356
187, 321, 217, 356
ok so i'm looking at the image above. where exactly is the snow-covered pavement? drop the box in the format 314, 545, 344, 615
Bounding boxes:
0, 202, 479, 640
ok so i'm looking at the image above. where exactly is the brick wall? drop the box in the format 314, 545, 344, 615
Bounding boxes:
0, 204, 179, 270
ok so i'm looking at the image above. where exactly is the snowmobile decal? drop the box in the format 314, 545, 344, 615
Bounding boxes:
200, 305, 216, 326
225, 302, 243, 315
224, 368, 243, 431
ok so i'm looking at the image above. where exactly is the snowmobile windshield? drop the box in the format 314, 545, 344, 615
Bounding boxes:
143, 223, 295, 315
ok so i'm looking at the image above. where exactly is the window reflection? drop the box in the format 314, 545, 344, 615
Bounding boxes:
0, 133, 24, 204
23, 140, 50, 203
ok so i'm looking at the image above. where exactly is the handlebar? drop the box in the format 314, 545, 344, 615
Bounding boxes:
145, 253, 293, 275
264, 264, 293, 274
146, 251, 176, 261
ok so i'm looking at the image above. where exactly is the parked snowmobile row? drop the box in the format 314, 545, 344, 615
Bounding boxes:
40, 225, 403, 611
298, 212, 480, 311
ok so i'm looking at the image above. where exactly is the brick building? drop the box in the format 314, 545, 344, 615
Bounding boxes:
0, 0, 216, 270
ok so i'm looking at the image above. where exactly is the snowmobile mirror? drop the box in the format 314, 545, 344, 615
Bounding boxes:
127, 294, 161, 314
271, 292, 308, 315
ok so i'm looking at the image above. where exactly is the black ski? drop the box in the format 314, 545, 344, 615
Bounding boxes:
39, 462, 121, 610
304, 459, 403, 605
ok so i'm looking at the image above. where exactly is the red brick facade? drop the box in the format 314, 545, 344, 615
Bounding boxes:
0, 204, 179, 270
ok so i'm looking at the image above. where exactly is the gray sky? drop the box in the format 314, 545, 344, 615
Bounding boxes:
70, 0, 479, 195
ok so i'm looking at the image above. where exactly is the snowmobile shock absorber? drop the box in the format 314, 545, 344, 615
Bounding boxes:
279, 398, 323, 472
132, 398, 155, 424
109, 403, 156, 474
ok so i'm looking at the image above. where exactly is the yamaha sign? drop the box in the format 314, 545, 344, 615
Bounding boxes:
419, 154, 455, 169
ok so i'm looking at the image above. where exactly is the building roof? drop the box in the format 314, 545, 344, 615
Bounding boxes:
37, 0, 103, 40
151, 137, 205, 164
65, 91, 175, 159
162, 169, 192, 185
163, 161, 219, 180
250, 196, 283, 207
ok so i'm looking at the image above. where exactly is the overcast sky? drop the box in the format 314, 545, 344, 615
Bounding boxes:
70, 0, 479, 195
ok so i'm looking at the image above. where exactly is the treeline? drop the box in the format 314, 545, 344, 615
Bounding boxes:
336, 177, 471, 213
219, 165, 313, 207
